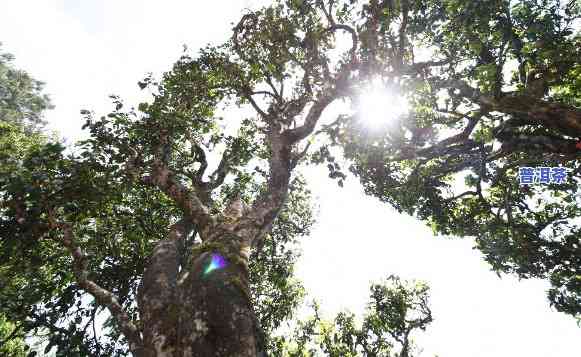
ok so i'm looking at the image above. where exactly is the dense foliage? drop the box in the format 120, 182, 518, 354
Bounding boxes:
0, 44, 53, 356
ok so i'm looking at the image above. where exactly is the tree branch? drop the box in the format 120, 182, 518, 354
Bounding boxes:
500, 134, 580, 155
191, 141, 208, 184
396, 0, 410, 71
46, 217, 143, 354
436, 79, 581, 138
484, 95, 581, 138
208, 150, 231, 190
284, 95, 336, 143
91, 306, 101, 355
236, 129, 293, 247
242, 87, 270, 119
401, 59, 451, 75
142, 129, 216, 237
251, 90, 279, 100
232, 13, 279, 121
326, 24, 359, 63
444, 190, 479, 203
290, 141, 312, 169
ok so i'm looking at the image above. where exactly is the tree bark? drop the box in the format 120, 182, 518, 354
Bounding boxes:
489, 95, 581, 138
137, 228, 261, 357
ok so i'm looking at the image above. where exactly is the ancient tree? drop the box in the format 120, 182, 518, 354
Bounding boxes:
1, 0, 580, 356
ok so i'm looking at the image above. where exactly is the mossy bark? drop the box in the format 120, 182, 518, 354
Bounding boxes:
136, 231, 260, 357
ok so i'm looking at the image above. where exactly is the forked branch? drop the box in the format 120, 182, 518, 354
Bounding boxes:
141, 131, 216, 237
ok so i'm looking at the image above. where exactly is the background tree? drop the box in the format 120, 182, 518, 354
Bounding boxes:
279, 276, 432, 357
0, 44, 54, 357
1, 0, 580, 356
0, 43, 53, 132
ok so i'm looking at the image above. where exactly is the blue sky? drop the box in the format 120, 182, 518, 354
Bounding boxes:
1, 1, 579, 356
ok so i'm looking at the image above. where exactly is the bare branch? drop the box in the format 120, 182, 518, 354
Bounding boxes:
429, 113, 480, 148
436, 78, 581, 138
231, 13, 285, 121
393, 134, 481, 162
317, 0, 336, 25
91, 307, 101, 355
239, 100, 337, 244
279, 80, 285, 99
432, 154, 481, 179
485, 149, 511, 163
436, 78, 481, 99
484, 95, 581, 137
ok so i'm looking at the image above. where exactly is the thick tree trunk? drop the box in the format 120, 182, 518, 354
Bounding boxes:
136, 229, 261, 357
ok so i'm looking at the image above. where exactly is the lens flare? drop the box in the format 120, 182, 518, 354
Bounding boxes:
203, 253, 227, 276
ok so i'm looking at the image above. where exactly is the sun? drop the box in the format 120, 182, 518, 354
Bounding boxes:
357, 80, 409, 128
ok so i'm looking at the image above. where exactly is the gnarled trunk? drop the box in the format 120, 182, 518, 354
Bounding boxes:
136, 229, 261, 357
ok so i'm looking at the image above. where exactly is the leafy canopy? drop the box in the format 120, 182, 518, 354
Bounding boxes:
330, 0, 581, 318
